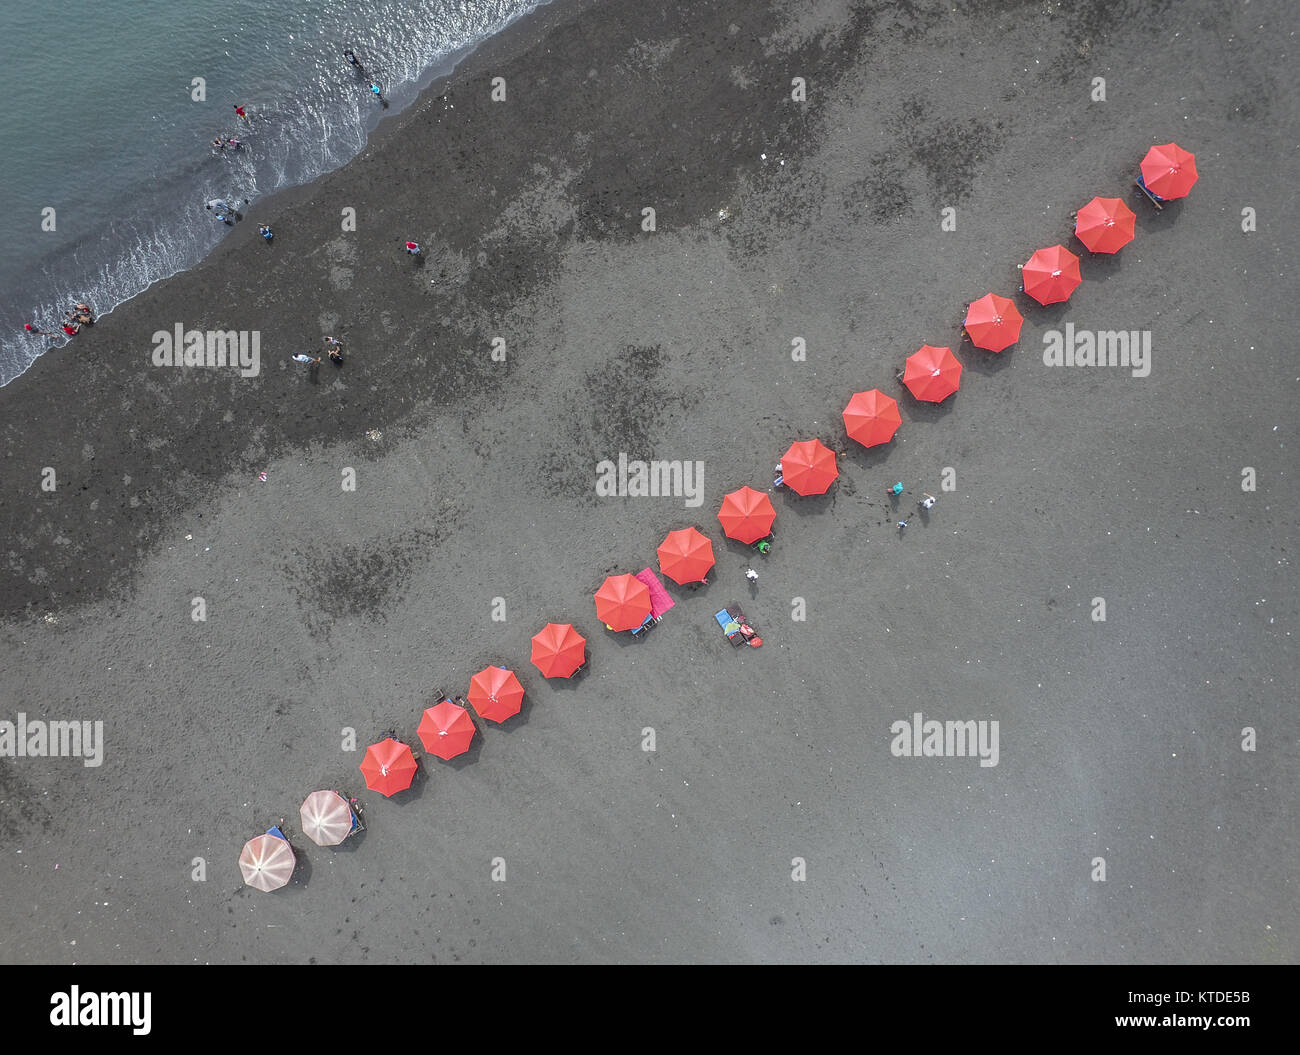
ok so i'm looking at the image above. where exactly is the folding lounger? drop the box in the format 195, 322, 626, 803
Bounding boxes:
714, 608, 745, 646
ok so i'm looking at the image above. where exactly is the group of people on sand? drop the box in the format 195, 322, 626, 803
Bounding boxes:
25, 302, 94, 339
291, 336, 345, 368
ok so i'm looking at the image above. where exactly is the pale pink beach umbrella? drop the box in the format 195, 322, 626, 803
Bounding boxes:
299, 791, 356, 847
239, 833, 296, 892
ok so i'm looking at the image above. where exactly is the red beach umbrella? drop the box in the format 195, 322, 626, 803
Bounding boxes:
1075, 196, 1136, 254
419, 698, 478, 755
842, 389, 902, 448
239, 833, 296, 892
657, 527, 715, 584
780, 439, 838, 495
467, 666, 525, 725
717, 486, 776, 544
1022, 245, 1082, 305
594, 573, 652, 631
964, 293, 1024, 352
531, 622, 587, 678
1140, 142, 1198, 200
359, 737, 418, 797
902, 345, 962, 402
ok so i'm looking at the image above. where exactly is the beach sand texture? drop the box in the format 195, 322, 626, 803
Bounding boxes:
0, 0, 1295, 963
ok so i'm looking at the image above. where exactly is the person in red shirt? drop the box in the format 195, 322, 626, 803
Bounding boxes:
233, 104, 249, 124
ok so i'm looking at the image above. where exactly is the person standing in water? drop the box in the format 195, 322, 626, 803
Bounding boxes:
344, 48, 365, 73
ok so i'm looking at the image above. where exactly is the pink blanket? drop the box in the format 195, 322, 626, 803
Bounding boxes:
635, 568, 675, 619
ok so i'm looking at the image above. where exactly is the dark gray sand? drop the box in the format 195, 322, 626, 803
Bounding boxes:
1, 0, 1296, 963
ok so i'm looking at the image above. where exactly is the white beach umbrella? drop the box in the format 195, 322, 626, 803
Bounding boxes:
238, 833, 296, 892
299, 790, 356, 847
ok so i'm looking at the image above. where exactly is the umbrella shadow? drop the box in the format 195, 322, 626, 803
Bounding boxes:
1130, 187, 1187, 230
782, 488, 836, 518
844, 441, 896, 474
1078, 246, 1125, 285
1014, 294, 1071, 328
959, 345, 1016, 378
668, 576, 715, 602
898, 390, 958, 424
541, 663, 589, 692
283, 845, 313, 892
331, 827, 368, 853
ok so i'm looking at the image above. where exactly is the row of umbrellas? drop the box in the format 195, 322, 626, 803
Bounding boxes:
239, 142, 1198, 892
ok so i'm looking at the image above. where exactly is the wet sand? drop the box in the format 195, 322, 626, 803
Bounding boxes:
0, 0, 1296, 963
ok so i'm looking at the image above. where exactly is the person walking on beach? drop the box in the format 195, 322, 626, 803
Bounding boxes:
323, 337, 344, 365
920, 492, 936, 510
897, 518, 909, 533
888, 481, 904, 497
404, 240, 422, 256
290, 352, 320, 365
745, 568, 759, 584
258, 223, 274, 242
233, 104, 249, 125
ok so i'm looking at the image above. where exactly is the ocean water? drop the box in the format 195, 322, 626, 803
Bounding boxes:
0, 0, 546, 387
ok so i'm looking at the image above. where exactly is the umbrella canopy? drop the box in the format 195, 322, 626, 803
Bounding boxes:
781, 439, 838, 496
903, 345, 963, 403
531, 622, 587, 678
359, 738, 418, 797
1140, 142, 1197, 200
468, 665, 526, 724
964, 293, 1024, 352
418, 698, 478, 754
717, 486, 777, 544
657, 527, 715, 584
239, 833, 296, 891
842, 389, 902, 448
1022, 245, 1082, 305
1075, 196, 1136, 254
594, 573, 653, 631
299, 791, 356, 847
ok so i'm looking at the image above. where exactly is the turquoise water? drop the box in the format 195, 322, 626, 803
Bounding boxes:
0, 0, 545, 386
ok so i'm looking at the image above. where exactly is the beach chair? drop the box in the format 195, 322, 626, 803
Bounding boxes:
629, 612, 658, 640
714, 608, 745, 646
728, 603, 763, 648
569, 649, 590, 678
1134, 173, 1165, 210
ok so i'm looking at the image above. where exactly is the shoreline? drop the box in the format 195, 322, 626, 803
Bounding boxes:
0, 0, 559, 392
